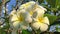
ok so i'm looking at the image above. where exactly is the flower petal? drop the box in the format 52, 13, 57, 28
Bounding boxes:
38, 5, 47, 11
34, 8, 45, 18
20, 25, 28, 30
11, 15, 19, 22
43, 16, 49, 25
32, 22, 40, 30
39, 23, 48, 32
20, 1, 35, 10
13, 21, 20, 29
25, 17, 32, 23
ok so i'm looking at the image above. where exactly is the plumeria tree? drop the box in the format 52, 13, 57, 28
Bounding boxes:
0, 0, 60, 34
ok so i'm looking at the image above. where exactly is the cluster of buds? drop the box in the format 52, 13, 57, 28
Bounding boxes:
9, 1, 49, 34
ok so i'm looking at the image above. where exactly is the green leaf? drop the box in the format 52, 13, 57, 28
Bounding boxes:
55, 24, 60, 32
0, 29, 7, 34
44, 14, 57, 25
22, 30, 31, 34
46, 0, 60, 8
46, 0, 60, 11
56, 28, 60, 32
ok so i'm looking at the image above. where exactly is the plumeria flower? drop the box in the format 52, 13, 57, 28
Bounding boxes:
31, 3, 49, 32
19, 1, 47, 18
18, 1, 37, 23
9, 1, 50, 34
32, 16, 49, 32
19, 1, 47, 23
10, 9, 30, 29
19, 1, 40, 16
9, 9, 31, 34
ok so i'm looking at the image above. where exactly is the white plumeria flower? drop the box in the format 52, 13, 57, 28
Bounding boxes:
10, 10, 30, 29
32, 16, 49, 32
9, 9, 31, 34
18, 1, 47, 23
19, 1, 36, 16
9, 1, 49, 34
18, 1, 37, 23
20, 1, 46, 16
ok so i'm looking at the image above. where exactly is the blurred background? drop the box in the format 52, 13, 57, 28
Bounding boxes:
0, 0, 60, 34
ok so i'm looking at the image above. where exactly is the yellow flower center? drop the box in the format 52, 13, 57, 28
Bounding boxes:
19, 15, 24, 22
16, 14, 24, 22
37, 17, 44, 23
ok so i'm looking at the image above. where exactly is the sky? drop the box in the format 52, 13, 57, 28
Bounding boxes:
1, 0, 16, 17
6, 0, 16, 13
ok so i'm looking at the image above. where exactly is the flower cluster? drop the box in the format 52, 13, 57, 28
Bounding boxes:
9, 1, 49, 33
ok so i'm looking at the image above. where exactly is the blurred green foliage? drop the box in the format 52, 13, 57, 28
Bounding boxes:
46, 0, 60, 11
